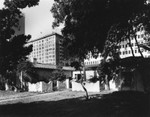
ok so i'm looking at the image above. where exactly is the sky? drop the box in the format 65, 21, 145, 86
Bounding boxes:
0, 0, 61, 40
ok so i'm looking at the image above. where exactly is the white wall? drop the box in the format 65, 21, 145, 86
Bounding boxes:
109, 79, 119, 91
28, 82, 42, 92
72, 81, 100, 92
28, 81, 53, 92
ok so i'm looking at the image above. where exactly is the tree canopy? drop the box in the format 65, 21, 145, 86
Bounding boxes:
0, 0, 39, 78
51, 0, 149, 60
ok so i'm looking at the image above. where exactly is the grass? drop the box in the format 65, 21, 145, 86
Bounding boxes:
0, 90, 41, 100
0, 90, 149, 117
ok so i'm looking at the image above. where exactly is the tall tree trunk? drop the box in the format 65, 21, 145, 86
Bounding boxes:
79, 61, 89, 100
83, 62, 86, 81
105, 75, 110, 90
81, 82, 89, 100
20, 71, 23, 89
134, 34, 144, 58
128, 37, 135, 57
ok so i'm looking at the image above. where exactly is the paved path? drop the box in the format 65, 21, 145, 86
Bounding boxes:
0, 90, 114, 105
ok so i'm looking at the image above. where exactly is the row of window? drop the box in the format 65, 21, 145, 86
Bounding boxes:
136, 26, 144, 32
86, 54, 101, 60
32, 50, 55, 54
120, 49, 149, 55
137, 34, 144, 39
38, 60, 56, 64
84, 61, 100, 65
31, 53, 54, 58
33, 45, 55, 49
32, 56, 55, 60
32, 57, 56, 64
120, 41, 145, 48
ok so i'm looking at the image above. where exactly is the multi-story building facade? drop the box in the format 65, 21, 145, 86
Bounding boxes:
84, 26, 150, 67
27, 33, 63, 65
120, 26, 150, 58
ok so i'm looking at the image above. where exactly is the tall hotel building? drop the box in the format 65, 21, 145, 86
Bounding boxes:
27, 33, 63, 65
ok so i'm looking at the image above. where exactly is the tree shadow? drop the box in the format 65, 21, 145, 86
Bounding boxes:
0, 91, 148, 117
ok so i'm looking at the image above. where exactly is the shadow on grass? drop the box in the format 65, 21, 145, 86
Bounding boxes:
0, 91, 148, 117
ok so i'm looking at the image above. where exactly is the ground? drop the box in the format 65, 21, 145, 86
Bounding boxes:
0, 90, 148, 117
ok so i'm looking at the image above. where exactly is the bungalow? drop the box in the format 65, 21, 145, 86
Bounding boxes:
20, 63, 74, 92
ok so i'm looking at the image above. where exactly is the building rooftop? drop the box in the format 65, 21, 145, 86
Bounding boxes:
33, 63, 75, 71
33, 63, 57, 69
28, 33, 63, 43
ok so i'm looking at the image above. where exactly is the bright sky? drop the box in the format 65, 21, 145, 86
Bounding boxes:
0, 0, 61, 40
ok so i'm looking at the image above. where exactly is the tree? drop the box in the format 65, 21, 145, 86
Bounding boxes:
51, 0, 149, 91
100, 2, 150, 90
70, 60, 89, 99
16, 60, 40, 90
51, 0, 148, 57
50, 69, 66, 82
0, 0, 39, 86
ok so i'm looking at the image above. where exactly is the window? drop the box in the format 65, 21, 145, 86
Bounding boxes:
128, 50, 130, 54
131, 43, 133, 47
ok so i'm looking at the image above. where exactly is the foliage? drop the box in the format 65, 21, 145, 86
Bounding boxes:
0, 0, 39, 80
51, 0, 150, 92
51, 0, 148, 60
88, 76, 99, 83
4, 0, 39, 9
0, 35, 33, 76
17, 60, 39, 83
49, 68, 66, 82
70, 61, 81, 70
102, 24, 123, 59
98, 59, 111, 82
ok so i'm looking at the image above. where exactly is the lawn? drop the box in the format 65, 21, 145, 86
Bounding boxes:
0, 90, 42, 101
0, 91, 149, 117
